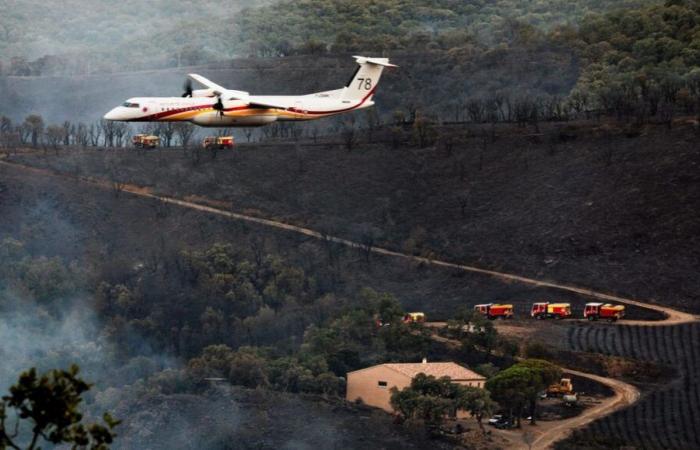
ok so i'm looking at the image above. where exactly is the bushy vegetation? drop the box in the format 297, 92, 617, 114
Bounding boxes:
390, 373, 496, 433
235, 0, 656, 56
569, 0, 700, 118
0, 0, 660, 76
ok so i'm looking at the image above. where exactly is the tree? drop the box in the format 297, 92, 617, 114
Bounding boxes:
486, 359, 561, 426
173, 123, 195, 147
0, 365, 119, 450
516, 359, 561, 424
160, 122, 175, 147
341, 118, 357, 152
484, 365, 531, 427
23, 115, 44, 148
391, 373, 494, 433
457, 386, 497, 435
412, 116, 437, 148
45, 125, 65, 152
0, 116, 12, 134
390, 374, 453, 431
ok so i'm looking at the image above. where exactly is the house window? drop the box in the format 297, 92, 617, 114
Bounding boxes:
378, 381, 388, 388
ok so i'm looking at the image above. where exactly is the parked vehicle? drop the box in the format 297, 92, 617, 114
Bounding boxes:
474, 303, 514, 320
563, 393, 579, 405
547, 378, 574, 397
132, 134, 160, 149
403, 312, 426, 323
584, 302, 625, 322
202, 136, 235, 150
487, 414, 504, 425
531, 302, 572, 319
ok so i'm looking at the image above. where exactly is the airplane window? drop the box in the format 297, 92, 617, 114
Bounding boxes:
122, 102, 140, 108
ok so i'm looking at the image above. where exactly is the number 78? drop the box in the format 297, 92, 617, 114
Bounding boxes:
357, 78, 373, 90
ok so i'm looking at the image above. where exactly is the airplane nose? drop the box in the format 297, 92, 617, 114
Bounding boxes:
103, 108, 120, 121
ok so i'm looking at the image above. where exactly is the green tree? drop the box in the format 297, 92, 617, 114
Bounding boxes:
485, 365, 531, 427
0, 365, 119, 450
390, 373, 495, 433
486, 359, 562, 426
456, 386, 497, 435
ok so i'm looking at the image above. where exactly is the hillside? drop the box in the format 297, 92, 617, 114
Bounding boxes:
1, 0, 662, 75
10, 120, 699, 313
1, 118, 697, 449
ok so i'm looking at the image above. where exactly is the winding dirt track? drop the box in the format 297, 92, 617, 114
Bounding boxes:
425, 326, 641, 449
0, 158, 696, 449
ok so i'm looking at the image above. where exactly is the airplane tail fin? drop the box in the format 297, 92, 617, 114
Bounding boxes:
341, 56, 397, 102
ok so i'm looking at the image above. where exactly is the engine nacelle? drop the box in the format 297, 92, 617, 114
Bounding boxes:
192, 89, 216, 98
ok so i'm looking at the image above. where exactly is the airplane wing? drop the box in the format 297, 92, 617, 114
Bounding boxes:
188, 73, 250, 102
188, 74, 227, 95
188, 74, 290, 109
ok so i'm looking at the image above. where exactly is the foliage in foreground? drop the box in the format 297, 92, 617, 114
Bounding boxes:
0, 365, 119, 450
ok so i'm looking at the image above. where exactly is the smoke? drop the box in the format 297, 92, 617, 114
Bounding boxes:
0, 292, 101, 391
0, 288, 175, 392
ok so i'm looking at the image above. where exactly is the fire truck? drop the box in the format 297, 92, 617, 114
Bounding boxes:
403, 312, 426, 323
202, 136, 235, 150
531, 302, 572, 320
132, 134, 160, 149
474, 303, 514, 320
584, 303, 625, 322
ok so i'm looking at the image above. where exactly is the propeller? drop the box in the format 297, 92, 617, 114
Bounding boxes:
182, 78, 193, 98
212, 96, 225, 118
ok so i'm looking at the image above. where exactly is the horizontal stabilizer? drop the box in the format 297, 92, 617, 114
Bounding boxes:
353, 56, 398, 68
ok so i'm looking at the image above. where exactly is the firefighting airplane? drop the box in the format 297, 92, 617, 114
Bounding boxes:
103, 56, 396, 127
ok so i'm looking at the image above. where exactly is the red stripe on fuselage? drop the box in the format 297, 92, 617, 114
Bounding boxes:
134, 87, 376, 122
286, 87, 376, 115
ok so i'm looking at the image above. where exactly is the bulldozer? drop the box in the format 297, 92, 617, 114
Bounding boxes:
547, 378, 574, 397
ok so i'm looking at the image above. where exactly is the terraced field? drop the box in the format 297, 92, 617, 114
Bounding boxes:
565, 323, 700, 449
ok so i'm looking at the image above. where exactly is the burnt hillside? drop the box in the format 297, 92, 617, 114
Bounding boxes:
10, 120, 700, 313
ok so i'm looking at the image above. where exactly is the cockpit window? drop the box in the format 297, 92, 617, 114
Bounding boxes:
122, 102, 140, 108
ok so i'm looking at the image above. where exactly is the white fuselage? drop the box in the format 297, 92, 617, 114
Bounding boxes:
104, 55, 395, 127
104, 90, 376, 127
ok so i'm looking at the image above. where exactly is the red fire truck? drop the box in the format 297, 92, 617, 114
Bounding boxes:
474, 303, 514, 320
531, 302, 572, 320
202, 136, 235, 150
583, 303, 625, 322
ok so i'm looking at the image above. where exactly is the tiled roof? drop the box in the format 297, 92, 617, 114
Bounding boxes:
382, 362, 485, 380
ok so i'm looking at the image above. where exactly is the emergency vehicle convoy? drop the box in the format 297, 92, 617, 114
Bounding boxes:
584, 303, 625, 322
474, 303, 514, 320
531, 302, 572, 320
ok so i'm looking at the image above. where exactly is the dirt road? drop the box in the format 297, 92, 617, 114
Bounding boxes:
527, 369, 640, 450
3, 159, 694, 324
0, 159, 693, 448
423, 324, 640, 450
